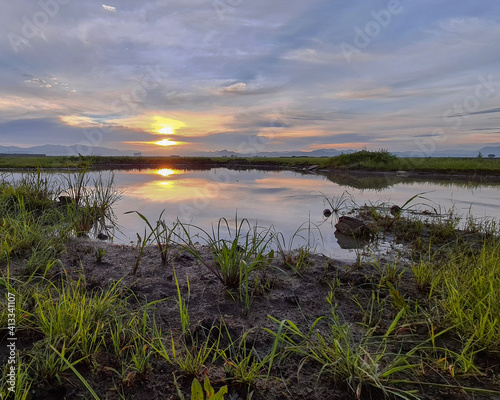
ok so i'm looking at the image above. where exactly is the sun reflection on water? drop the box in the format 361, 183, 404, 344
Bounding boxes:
156, 168, 176, 177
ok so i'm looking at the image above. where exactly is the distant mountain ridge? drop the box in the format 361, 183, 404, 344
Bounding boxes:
478, 146, 500, 156
0, 145, 138, 156
0, 145, 353, 158
199, 148, 353, 157
0, 144, 498, 158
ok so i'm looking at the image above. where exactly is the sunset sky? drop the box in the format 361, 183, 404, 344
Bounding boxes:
1, 0, 499, 155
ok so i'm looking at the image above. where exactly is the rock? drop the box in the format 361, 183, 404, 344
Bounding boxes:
58, 195, 74, 205
97, 233, 109, 241
390, 205, 402, 216
323, 209, 332, 217
335, 216, 371, 237
285, 294, 300, 305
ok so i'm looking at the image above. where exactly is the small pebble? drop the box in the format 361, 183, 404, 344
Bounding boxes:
97, 233, 109, 241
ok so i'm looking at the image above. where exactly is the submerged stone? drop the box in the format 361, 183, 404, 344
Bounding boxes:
335, 216, 371, 237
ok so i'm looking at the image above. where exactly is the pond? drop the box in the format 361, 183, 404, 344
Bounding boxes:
5, 167, 499, 261
103, 167, 500, 261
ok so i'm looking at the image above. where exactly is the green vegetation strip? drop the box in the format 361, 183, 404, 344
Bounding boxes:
1, 150, 500, 174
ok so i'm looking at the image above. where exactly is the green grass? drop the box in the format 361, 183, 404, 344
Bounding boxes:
327, 149, 400, 170
397, 156, 500, 173
422, 240, 500, 350
0, 168, 120, 275
0, 173, 67, 271
265, 307, 421, 399
0, 156, 85, 169
175, 375, 228, 400
325, 150, 500, 173
174, 216, 274, 289
126, 210, 180, 274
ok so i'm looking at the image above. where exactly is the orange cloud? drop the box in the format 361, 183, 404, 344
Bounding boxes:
122, 140, 187, 147
108, 110, 234, 137
324, 87, 391, 100
60, 115, 100, 127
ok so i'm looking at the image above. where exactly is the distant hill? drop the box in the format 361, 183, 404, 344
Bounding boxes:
0, 145, 138, 157
478, 146, 500, 157
393, 150, 478, 158
0, 145, 355, 158
194, 148, 354, 158
1, 144, 499, 158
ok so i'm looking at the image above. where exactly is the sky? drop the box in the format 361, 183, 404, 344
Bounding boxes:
1, 0, 500, 155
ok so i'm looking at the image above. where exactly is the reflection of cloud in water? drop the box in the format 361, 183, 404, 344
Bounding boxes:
255, 176, 327, 190
107, 168, 500, 261
451, 199, 498, 208
125, 179, 219, 203
283, 194, 325, 200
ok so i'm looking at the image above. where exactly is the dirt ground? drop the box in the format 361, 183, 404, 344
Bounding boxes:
2, 234, 487, 400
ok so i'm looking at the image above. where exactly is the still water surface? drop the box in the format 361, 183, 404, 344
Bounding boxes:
104, 168, 500, 261
9, 167, 497, 260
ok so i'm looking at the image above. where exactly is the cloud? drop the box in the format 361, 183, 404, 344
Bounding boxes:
325, 87, 392, 100
282, 48, 372, 64
221, 82, 247, 93
102, 4, 116, 12
1, 1, 499, 153
466, 107, 500, 116
0, 118, 90, 146
59, 116, 101, 127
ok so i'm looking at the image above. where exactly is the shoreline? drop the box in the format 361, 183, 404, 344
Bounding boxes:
1, 152, 500, 178
3, 161, 500, 185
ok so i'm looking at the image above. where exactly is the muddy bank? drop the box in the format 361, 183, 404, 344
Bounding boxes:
3, 231, 493, 400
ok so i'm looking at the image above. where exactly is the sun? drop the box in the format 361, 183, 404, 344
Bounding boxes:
152, 117, 185, 135
152, 117, 185, 147
156, 138, 177, 146
158, 126, 174, 134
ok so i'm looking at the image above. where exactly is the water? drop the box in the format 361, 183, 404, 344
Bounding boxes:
106, 168, 500, 261
5, 167, 500, 261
